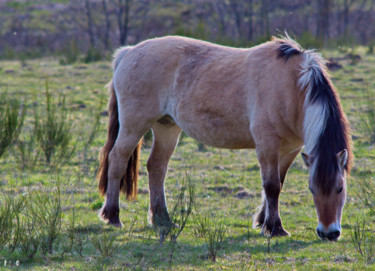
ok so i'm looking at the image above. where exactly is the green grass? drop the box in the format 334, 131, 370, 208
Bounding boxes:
0, 48, 375, 270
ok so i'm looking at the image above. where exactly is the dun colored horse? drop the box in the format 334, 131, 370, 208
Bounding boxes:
98, 36, 352, 241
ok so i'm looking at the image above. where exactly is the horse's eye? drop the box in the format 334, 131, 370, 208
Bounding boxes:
337, 187, 343, 194
309, 187, 315, 195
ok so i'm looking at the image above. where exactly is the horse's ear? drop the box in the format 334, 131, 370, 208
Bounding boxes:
336, 149, 348, 168
301, 153, 311, 168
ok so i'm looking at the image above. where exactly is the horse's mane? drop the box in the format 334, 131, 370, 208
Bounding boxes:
275, 36, 353, 194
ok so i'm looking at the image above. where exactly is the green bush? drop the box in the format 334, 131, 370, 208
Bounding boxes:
0, 93, 25, 158
0, 196, 14, 248
357, 175, 375, 215
91, 231, 118, 259
367, 41, 375, 54
355, 88, 375, 144
29, 186, 62, 255
83, 46, 103, 63
193, 214, 227, 262
204, 218, 226, 262
60, 40, 80, 65
34, 82, 75, 166
0, 182, 74, 259
13, 129, 41, 170
351, 217, 375, 264
298, 31, 324, 49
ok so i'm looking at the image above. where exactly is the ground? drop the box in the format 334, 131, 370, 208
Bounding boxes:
0, 45, 374, 270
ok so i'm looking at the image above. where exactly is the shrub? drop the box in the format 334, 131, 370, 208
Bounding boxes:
59, 40, 79, 65
156, 175, 195, 244
34, 82, 75, 166
193, 214, 227, 262
13, 129, 41, 170
204, 218, 226, 262
355, 87, 375, 144
193, 214, 210, 238
83, 46, 103, 63
0, 196, 14, 248
19, 215, 40, 259
357, 175, 375, 215
0, 181, 70, 259
0, 93, 25, 158
91, 231, 118, 259
351, 217, 375, 264
7, 196, 25, 253
367, 41, 375, 54
298, 31, 323, 49
29, 185, 62, 255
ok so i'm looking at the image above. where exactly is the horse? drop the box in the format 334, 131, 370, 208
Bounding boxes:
97, 36, 353, 241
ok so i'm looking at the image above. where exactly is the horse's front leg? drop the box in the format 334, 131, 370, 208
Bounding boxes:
255, 139, 289, 237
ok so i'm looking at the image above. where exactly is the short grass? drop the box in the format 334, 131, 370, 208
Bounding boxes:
0, 46, 375, 270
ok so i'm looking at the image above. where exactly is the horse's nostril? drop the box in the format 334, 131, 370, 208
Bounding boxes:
327, 230, 340, 241
316, 229, 326, 239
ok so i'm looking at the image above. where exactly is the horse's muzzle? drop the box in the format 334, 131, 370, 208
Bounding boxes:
316, 228, 340, 241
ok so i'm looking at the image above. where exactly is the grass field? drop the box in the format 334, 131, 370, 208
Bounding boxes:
0, 45, 375, 270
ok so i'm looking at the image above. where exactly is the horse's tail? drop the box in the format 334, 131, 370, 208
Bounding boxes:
98, 46, 141, 200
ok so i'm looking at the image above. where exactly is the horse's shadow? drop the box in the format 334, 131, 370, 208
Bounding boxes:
119, 230, 322, 268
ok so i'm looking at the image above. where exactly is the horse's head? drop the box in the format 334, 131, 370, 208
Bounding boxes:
302, 149, 348, 241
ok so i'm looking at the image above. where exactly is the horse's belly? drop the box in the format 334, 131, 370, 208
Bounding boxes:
176, 117, 255, 149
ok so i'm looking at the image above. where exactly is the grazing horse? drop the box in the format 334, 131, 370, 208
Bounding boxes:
98, 36, 352, 241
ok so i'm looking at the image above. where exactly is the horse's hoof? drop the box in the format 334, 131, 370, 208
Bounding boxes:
271, 227, 290, 237
261, 221, 290, 237
150, 212, 172, 228
99, 206, 123, 228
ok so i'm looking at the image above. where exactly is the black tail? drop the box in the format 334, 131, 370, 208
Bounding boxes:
98, 80, 142, 200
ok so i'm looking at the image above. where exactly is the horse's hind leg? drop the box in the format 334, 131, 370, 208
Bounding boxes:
147, 122, 181, 226
100, 127, 148, 227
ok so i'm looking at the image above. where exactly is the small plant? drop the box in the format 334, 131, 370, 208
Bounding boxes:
60, 40, 79, 65
357, 176, 375, 214
193, 214, 210, 238
0, 93, 25, 158
13, 129, 41, 170
78, 94, 105, 175
168, 175, 195, 242
193, 214, 227, 262
155, 174, 195, 244
351, 217, 375, 264
355, 87, 375, 144
91, 231, 118, 259
367, 41, 375, 55
83, 46, 103, 63
60, 209, 76, 259
298, 31, 323, 49
29, 185, 62, 255
19, 216, 40, 259
197, 142, 207, 152
0, 196, 14, 248
8, 196, 26, 253
34, 82, 75, 166
132, 176, 195, 270
204, 218, 226, 262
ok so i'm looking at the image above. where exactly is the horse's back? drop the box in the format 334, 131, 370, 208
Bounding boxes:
113, 36, 305, 150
